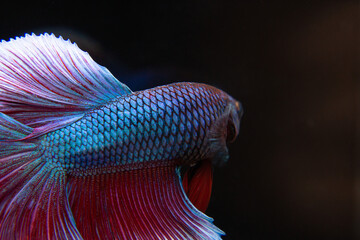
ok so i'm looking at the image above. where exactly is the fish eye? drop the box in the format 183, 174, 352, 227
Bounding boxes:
226, 117, 237, 143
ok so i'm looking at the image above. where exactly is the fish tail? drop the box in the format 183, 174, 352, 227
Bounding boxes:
0, 113, 82, 239
0, 33, 134, 240
0, 33, 133, 239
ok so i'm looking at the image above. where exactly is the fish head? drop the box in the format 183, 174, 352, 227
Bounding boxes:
181, 86, 243, 212
205, 90, 243, 166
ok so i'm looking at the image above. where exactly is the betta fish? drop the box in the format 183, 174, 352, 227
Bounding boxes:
0, 34, 243, 240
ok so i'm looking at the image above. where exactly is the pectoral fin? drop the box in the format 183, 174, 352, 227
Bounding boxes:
182, 160, 213, 213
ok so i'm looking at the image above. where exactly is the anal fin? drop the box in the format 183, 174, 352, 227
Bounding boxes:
67, 164, 224, 240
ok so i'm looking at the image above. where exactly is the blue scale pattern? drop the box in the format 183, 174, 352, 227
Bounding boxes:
42, 83, 228, 175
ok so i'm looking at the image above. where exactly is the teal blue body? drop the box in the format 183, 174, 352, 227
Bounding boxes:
43, 83, 228, 175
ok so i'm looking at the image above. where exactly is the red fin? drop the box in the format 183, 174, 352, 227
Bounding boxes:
182, 168, 190, 194
0, 160, 82, 239
182, 160, 213, 212
0, 34, 132, 137
67, 164, 223, 239
0, 113, 81, 239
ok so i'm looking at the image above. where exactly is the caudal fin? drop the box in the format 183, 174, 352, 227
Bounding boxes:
0, 113, 82, 239
0, 33, 135, 239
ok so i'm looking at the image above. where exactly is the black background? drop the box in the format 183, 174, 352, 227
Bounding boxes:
0, 1, 358, 239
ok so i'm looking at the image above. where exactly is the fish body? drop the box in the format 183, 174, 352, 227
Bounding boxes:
0, 34, 242, 239
43, 83, 237, 174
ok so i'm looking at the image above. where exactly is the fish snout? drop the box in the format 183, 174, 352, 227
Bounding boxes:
226, 100, 243, 143
235, 100, 244, 119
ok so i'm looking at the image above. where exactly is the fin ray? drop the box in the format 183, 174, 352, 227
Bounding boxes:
183, 160, 213, 212
0, 113, 82, 239
68, 165, 224, 240
183, 160, 213, 213
0, 33, 132, 136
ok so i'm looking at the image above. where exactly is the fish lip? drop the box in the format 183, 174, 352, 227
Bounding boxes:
236, 101, 244, 119
226, 100, 243, 144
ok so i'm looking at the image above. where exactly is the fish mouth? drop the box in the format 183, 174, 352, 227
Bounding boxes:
227, 100, 243, 144
235, 100, 243, 117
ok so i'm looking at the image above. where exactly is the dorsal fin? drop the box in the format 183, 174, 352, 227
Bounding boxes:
0, 33, 132, 137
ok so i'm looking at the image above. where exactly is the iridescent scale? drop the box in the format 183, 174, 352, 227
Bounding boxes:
43, 83, 227, 175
